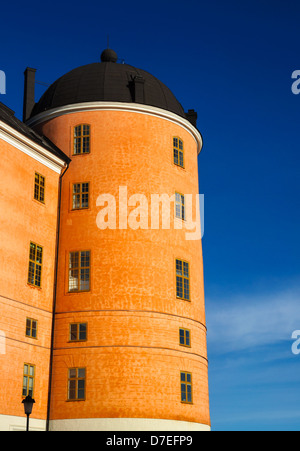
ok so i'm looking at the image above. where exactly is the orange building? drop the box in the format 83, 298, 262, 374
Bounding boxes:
0, 49, 210, 431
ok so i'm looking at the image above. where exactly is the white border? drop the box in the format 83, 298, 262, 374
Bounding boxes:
0, 414, 46, 431
49, 417, 210, 431
0, 121, 67, 174
26, 102, 203, 154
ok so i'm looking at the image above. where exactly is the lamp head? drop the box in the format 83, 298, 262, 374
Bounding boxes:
22, 395, 35, 415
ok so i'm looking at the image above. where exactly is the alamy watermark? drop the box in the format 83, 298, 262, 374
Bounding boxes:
0, 70, 6, 94
291, 70, 300, 95
96, 187, 204, 241
291, 330, 300, 355
0, 330, 5, 355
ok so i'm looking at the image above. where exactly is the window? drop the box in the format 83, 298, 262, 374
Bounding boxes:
68, 368, 86, 400
22, 364, 35, 397
28, 242, 43, 288
179, 328, 191, 347
176, 259, 190, 301
26, 318, 38, 339
72, 183, 89, 210
73, 124, 90, 155
173, 137, 184, 168
34, 172, 45, 203
68, 251, 90, 292
175, 192, 185, 220
70, 323, 87, 341
181, 371, 192, 403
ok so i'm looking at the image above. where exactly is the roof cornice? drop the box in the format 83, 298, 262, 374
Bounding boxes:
26, 102, 203, 154
0, 120, 68, 173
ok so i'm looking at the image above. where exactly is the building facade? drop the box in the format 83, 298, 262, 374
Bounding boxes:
0, 49, 210, 431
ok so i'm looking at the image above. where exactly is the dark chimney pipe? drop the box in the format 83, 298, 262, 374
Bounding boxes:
23, 67, 36, 122
133, 75, 145, 104
185, 109, 198, 128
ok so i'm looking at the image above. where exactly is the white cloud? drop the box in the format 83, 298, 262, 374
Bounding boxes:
206, 284, 300, 354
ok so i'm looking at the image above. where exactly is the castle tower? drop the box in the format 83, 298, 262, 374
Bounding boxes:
27, 49, 210, 431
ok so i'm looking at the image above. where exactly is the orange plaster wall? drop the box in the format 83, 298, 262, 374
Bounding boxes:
38, 110, 210, 427
0, 138, 60, 420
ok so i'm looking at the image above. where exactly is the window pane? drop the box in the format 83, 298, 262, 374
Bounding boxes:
36, 246, 43, 264
79, 323, 87, 340
176, 276, 183, 298
185, 330, 190, 346
183, 262, 189, 277
78, 389, 85, 399
73, 193, 81, 209
70, 324, 78, 340
73, 184, 80, 193
179, 152, 184, 167
68, 380, 76, 400
180, 372, 186, 382
83, 125, 90, 135
70, 252, 79, 269
176, 260, 182, 275
179, 329, 185, 345
80, 269, 90, 291
35, 264, 42, 287
29, 243, 36, 261
78, 380, 85, 390
78, 368, 85, 378
69, 269, 79, 291
69, 368, 76, 378
28, 378, 33, 391
82, 193, 89, 208
83, 136, 90, 153
174, 149, 179, 165
184, 279, 190, 300
81, 251, 90, 267
75, 125, 82, 137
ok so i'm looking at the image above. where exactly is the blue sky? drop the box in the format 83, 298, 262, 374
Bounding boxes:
1, 0, 300, 431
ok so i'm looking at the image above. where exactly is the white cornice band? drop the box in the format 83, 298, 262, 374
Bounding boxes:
0, 121, 67, 174
26, 102, 203, 154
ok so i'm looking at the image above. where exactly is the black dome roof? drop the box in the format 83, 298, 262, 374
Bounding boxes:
31, 55, 186, 118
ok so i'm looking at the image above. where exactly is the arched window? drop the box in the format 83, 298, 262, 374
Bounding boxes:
173, 137, 184, 168
73, 124, 90, 155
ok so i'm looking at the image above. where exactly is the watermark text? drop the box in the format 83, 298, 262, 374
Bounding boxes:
292, 330, 300, 355
291, 70, 300, 95
0, 70, 6, 94
0, 330, 6, 355
96, 187, 204, 241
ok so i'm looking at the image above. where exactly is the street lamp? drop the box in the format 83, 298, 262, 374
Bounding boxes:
22, 395, 35, 431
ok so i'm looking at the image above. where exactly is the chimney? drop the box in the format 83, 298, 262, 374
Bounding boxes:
185, 109, 198, 128
133, 75, 145, 104
23, 67, 36, 122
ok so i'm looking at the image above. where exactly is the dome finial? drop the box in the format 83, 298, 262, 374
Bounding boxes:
101, 48, 118, 63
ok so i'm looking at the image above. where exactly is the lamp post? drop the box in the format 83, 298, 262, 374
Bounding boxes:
22, 395, 35, 431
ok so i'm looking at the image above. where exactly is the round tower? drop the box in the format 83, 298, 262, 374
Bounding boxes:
27, 50, 210, 431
